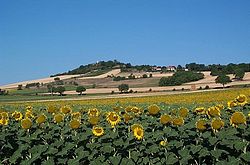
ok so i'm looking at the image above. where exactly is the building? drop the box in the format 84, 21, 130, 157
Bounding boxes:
166, 66, 177, 72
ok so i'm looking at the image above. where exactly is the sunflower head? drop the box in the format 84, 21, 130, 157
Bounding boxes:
113, 106, 122, 113
71, 112, 81, 120
25, 110, 35, 119
131, 124, 143, 131
125, 106, 133, 113
123, 113, 132, 124
54, 113, 64, 123
92, 126, 104, 137
21, 118, 32, 129
11, 111, 23, 121
1, 112, 9, 119
0, 118, 9, 126
160, 140, 167, 147
172, 117, 184, 126
160, 114, 172, 125
196, 119, 207, 132
89, 116, 99, 125
194, 107, 206, 115
47, 105, 57, 113
70, 119, 81, 129
230, 112, 246, 127
207, 106, 220, 118
131, 106, 141, 114
227, 100, 237, 109
236, 94, 248, 106
60, 106, 72, 114
88, 108, 99, 117
211, 118, 224, 132
133, 127, 144, 140
179, 107, 189, 118
36, 114, 47, 124
148, 104, 160, 115
215, 104, 224, 111
106, 112, 121, 127
26, 106, 33, 111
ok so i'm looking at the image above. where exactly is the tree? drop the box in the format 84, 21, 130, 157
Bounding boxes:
215, 74, 231, 88
17, 84, 23, 90
55, 86, 65, 96
47, 84, 56, 96
76, 86, 86, 95
142, 74, 148, 78
118, 84, 129, 93
234, 68, 245, 80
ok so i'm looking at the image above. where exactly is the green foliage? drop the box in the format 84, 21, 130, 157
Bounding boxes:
159, 71, 204, 86
17, 84, 23, 90
234, 68, 245, 80
1, 102, 250, 164
215, 74, 231, 87
55, 86, 65, 96
76, 86, 86, 95
118, 84, 129, 93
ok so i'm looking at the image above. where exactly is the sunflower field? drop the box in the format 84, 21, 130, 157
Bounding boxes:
0, 94, 250, 164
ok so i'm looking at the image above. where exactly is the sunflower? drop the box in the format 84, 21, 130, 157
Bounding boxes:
25, 110, 35, 119
160, 140, 167, 147
88, 108, 100, 117
113, 106, 122, 113
106, 112, 121, 127
215, 104, 224, 111
0, 118, 9, 126
196, 119, 207, 131
71, 112, 81, 120
11, 111, 23, 121
89, 116, 99, 125
60, 106, 72, 114
227, 100, 237, 109
92, 126, 104, 137
47, 105, 57, 113
26, 106, 33, 111
54, 113, 64, 123
172, 117, 184, 126
194, 107, 206, 115
70, 120, 81, 129
131, 124, 143, 131
21, 118, 32, 129
160, 114, 172, 125
148, 104, 160, 115
36, 114, 47, 124
230, 112, 246, 127
123, 113, 132, 124
179, 107, 189, 118
125, 106, 133, 113
131, 106, 142, 115
236, 94, 248, 106
211, 118, 224, 132
133, 127, 144, 140
1, 112, 8, 119
206, 106, 220, 118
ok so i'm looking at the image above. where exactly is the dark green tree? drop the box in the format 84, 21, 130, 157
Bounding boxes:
234, 68, 245, 80
47, 84, 56, 96
118, 84, 129, 93
76, 86, 86, 95
17, 84, 23, 90
55, 86, 65, 96
215, 74, 231, 88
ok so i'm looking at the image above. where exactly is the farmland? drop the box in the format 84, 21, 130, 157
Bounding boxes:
0, 88, 250, 164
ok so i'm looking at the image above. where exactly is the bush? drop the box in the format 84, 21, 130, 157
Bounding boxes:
76, 86, 86, 95
142, 74, 148, 78
159, 71, 204, 86
118, 84, 129, 93
129, 89, 133, 93
113, 76, 126, 81
111, 91, 115, 94
205, 85, 209, 89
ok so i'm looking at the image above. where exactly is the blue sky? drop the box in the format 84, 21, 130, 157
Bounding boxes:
0, 0, 249, 85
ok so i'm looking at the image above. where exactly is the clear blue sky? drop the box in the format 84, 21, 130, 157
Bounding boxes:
0, 0, 249, 85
